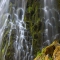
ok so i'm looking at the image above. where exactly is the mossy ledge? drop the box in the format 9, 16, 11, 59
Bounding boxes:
34, 41, 60, 60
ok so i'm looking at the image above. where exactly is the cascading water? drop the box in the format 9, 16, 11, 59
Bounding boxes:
0, 0, 10, 60
0, 0, 9, 46
0, 0, 33, 60
12, 0, 33, 60
41, 0, 59, 47
13, 8, 33, 59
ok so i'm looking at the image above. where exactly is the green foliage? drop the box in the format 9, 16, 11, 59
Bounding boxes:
27, 7, 33, 13
24, 0, 42, 57
49, 57, 53, 60
37, 51, 42, 56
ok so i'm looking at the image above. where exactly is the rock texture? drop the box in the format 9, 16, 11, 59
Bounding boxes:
45, 55, 49, 60
34, 41, 60, 60
53, 46, 60, 60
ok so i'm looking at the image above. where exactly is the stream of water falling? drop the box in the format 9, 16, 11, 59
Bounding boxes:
0, 0, 33, 60
41, 0, 59, 48
0, 0, 10, 60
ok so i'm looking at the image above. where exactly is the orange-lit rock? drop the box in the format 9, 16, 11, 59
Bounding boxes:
34, 41, 60, 60
45, 55, 49, 60
53, 46, 60, 60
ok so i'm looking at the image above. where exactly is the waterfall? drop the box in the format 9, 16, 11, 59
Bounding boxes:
0, 0, 33, 60
41, 0, 59, 47
0, 0, 9, 46
0, 0, 10, 60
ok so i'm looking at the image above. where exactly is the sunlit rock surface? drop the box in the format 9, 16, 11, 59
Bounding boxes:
34, 41, 60, 60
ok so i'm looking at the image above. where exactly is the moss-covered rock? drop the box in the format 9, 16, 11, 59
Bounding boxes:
34, 41, 60, 60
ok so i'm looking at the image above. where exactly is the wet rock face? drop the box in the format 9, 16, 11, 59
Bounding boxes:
10, 0, 15, 4
18, 8, 23, 20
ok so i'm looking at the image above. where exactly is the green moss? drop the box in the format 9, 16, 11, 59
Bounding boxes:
34, 47, 53, 60
49, 57, 53, 60
24, 0, 41, 57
